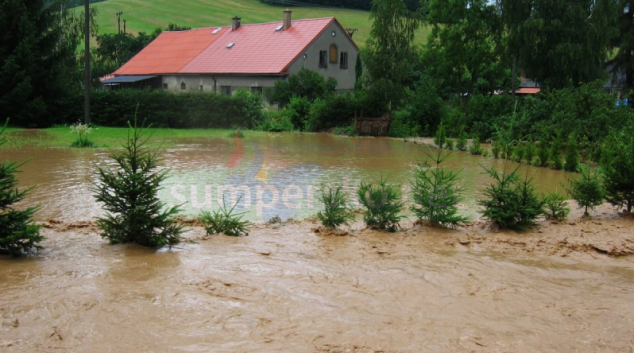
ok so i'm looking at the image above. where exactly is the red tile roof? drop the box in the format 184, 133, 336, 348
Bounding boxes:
114, 17, 348, 76
115, 27, 228, 75
516, 88, 541, 94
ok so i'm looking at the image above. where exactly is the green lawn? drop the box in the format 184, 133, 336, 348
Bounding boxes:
0, 127, 263, 149
78, 0, 431, 47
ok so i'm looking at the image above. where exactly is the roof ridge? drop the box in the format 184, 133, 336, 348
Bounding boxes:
173, 16, 335, 31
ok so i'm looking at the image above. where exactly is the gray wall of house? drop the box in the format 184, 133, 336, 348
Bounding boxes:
160, 20, 358, 96
161, 75, 282, 93
285, 21, 358, 92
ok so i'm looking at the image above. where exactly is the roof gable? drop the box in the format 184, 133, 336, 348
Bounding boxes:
114, 17, 356, 76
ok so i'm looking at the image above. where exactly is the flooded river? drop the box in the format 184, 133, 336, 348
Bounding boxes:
1, 132, 633, 352
6, 133, 571, 222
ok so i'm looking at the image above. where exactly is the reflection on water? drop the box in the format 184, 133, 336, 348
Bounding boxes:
3, 133, 574, 222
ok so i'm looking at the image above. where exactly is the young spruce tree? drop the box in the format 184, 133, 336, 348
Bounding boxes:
92, 117, 183, 247
564, 133, 579, 172
411, 151, 468, 228
0, 120, 43, 256
601, 125, 634, 212
565, 166, 605, 217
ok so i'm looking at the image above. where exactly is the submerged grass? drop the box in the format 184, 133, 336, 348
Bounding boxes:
0, 127, 264, 149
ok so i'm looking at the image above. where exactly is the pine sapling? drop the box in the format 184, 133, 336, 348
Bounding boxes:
0, 119, 43, 257
92, 115, 184, 248
565, 166, 605, 217
411, 151, 468, 228
357, 177, 404, 232
317, 185, 355, 229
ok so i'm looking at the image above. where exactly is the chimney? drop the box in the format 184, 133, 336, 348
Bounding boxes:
232, 16, 241, 31
283, 9, 292, 30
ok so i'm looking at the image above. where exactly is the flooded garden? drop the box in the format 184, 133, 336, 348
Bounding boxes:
1, 131, 634, 352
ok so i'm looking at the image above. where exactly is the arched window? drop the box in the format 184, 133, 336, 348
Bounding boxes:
181, 82, 186, 90
329, 44, 338, 64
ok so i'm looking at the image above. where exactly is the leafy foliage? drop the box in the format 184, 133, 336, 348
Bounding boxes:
269, 68, 337, 106
468, 137, 483, 155
410, 151, 468, 227
0, 0, 93, 127
601, 124, 634, 212
92, 116, 183, 248
537, 139, 550, 167
564, 133, 580, 172
542, 189, 570, 221
565, 166, 605, 216
362, 0, 424, 112
479, 166, 544, 230
0, 119, 43, 256
550, 137, 563, 170
199, 200, 250, 236
317, 185, 355, 229
357, 177, 404, 232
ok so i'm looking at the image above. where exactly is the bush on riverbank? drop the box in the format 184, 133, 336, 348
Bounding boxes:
86, 89, 264, 129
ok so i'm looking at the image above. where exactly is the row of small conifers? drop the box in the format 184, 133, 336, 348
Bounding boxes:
1, 120, 633, 257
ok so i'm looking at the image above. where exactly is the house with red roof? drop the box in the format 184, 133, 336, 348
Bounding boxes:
101, 11, 359, 98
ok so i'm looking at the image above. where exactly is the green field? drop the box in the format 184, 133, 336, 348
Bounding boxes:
78, 0, 431, 47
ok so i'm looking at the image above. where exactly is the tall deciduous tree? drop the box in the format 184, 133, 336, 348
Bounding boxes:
608, 0, 634, 92
362, 0, 425, 113
512, 0, 618, 89
423, 0, 507, 102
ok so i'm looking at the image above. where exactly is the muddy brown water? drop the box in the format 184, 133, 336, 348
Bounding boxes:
4, 133, 571, 222
2, 133, 634, 352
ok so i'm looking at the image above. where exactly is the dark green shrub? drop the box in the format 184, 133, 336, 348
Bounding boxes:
564, 133, 580, 172
0, 120, 43, 257
257, 111, 294, 132
565, 166, 605, 216
92, 117, 184, 247
389, 109, 421, 138
479, 166, 544, 230
456, 131, 468, 151
304, 94, 358, 132
357, 177, 404, 232
550, 137, 563, 170
469, 137, 482, 155
284, 96, 311, 131
434, 122, 447, 148
491, 140, 501, 158
513, 144, 524, 163
268, 68, 337, 106
542, 189, 570, 221
317, 185, 355, 229
445, 138, 455, 150
601, 126, 634, 212
199, 200, 250, 236
524, 138, 537, 166
537, 139, 550, 167
411, 152, 468, 228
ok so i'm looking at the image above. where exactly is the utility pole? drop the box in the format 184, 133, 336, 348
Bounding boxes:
116, 11, 123, 64
84, 0, 91, 124
123, 19, 127, 34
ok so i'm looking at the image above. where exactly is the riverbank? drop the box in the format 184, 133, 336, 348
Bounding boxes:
2, 204, 633, 352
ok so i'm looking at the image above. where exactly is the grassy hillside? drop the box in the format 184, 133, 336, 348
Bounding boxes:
79, 0, 431, 47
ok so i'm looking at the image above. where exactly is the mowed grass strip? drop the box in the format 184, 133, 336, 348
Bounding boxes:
0, 127, 263, 149
78, 0, 431, 47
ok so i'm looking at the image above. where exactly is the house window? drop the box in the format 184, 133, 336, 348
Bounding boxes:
319, 50, 328, 68
340, 52, 348, 69
329, 44, 338, 64
200, 85, 204, 91
221, 86, 231, 95
251, 86, 263, 95
162, 83, 168, 89
181, 82, 186, 90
